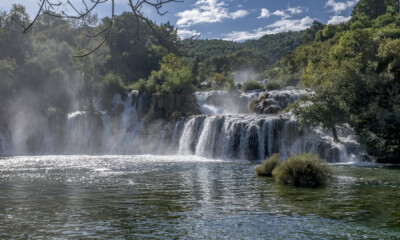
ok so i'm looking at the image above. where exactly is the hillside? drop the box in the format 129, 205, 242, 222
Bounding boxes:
275, 0, 400, 162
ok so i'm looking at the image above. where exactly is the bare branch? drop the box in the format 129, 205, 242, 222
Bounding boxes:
17, 0, 199, 56
73, 0, 114, 57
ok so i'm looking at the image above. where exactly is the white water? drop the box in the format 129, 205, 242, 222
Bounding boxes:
63, 92, 143, 154
0, 90, 369, 162
195, 89, 311, 115
0, 129, 9, 155
175, 114, 365, 162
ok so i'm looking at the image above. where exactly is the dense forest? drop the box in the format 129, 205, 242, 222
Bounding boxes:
0, 0, 399, 162
281, 0, 400, 163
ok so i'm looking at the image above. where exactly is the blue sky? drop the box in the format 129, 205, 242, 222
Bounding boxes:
1, 0, 359, 41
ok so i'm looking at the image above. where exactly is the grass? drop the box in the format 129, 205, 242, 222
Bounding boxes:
254, 154, 281, 177
272, 153, 333, 186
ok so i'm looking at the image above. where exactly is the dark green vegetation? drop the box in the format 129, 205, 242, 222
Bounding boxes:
241, 80, 263, 92
1, 0, 399, 162
0, 4, 307, 120
271, 153, 333, 187
0, 5, 192, 120
255, 153, 333, 187
188, 31, 305, 84
254, 154, 281, 177
277, 0, 400, 163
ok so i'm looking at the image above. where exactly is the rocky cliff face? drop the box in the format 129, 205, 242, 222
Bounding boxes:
145, 92, 202, 121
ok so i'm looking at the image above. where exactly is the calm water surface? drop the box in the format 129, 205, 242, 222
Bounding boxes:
0, 155, 399, 239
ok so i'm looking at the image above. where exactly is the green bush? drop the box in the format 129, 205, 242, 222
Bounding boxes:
265, 81, 282, 91
241, 80, 263, 92
272, 153, 332, 186
129, 78, 148, 93
99, 73, 126, 96
254, 154, 281, 177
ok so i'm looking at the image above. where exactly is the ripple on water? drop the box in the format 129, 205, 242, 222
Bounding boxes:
0, 155, 399, 239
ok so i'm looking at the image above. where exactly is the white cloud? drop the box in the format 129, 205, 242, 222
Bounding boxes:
258, 8, 270, 19
223, 16, 314, 41
176, 0, 249, 27
287, 6, 305, 15
267, 16, 314, 32
177, 28, 201, 39
325, 0, 359, 14
272, 10, 289, 18
271, 6, 306, 19
327, 15, 351, 24
230, 10, 249, 19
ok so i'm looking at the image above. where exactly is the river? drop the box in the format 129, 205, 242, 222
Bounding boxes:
0, 155, 398, 239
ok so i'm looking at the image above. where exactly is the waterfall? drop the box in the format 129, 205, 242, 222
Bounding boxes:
195, 89, 311, 115
0, 130, 9, 155
0, 89, 370, 163
0, 91, 145, 155
62, 92, 143, 154
173, 114, 367, 162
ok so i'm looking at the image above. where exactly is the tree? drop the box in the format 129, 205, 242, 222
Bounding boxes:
14, 0, 199, 57
212, 73, 227, 88
302, 21, 325, 43
147, 53, 195, 94
291, 83, 348, 143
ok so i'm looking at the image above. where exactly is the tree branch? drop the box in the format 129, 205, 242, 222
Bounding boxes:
17, 0, 199, 56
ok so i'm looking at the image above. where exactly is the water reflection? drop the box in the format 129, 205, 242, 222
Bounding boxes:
0, 155, 398, 239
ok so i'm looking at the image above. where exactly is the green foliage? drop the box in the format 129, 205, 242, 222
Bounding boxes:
265, 81, 282, 91
226, 77, 235, 91
352, 0, 389, 20
129, 78, 148, 92
303, 21, 325, 43
188, 31, 304, 83
212, 73, 227, 88
0, 59, 16, 101
99, 73, 126, 99
147, 53, 195, 94
272, 153, 333, 186
241, 80, 263, 92
279, 0, 400, 162
254, 154, 281, 177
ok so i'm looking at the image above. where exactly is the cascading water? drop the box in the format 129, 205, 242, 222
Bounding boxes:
0, 91, 146, 155
63, 92, 143, 154
0, 129, 9, 155
178, 89, 368, 162
0, 88, 370, 162
174, 113, 366, 162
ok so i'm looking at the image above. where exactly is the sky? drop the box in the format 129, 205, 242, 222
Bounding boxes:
0, 0, 359, 41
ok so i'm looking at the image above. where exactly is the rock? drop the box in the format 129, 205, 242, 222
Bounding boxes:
157, 94, 165, 110
165, 94, 175, 112
151, 94, 158, 107
263, 105, 282, 114
146, 92, 201, 121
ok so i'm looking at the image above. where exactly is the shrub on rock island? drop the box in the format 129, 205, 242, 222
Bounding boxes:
254, 154, 281, 177
272, 153, 333, 186
241, 80, 263, 92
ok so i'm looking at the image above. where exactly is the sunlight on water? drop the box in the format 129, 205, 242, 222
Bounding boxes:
0, 155, 399, 239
